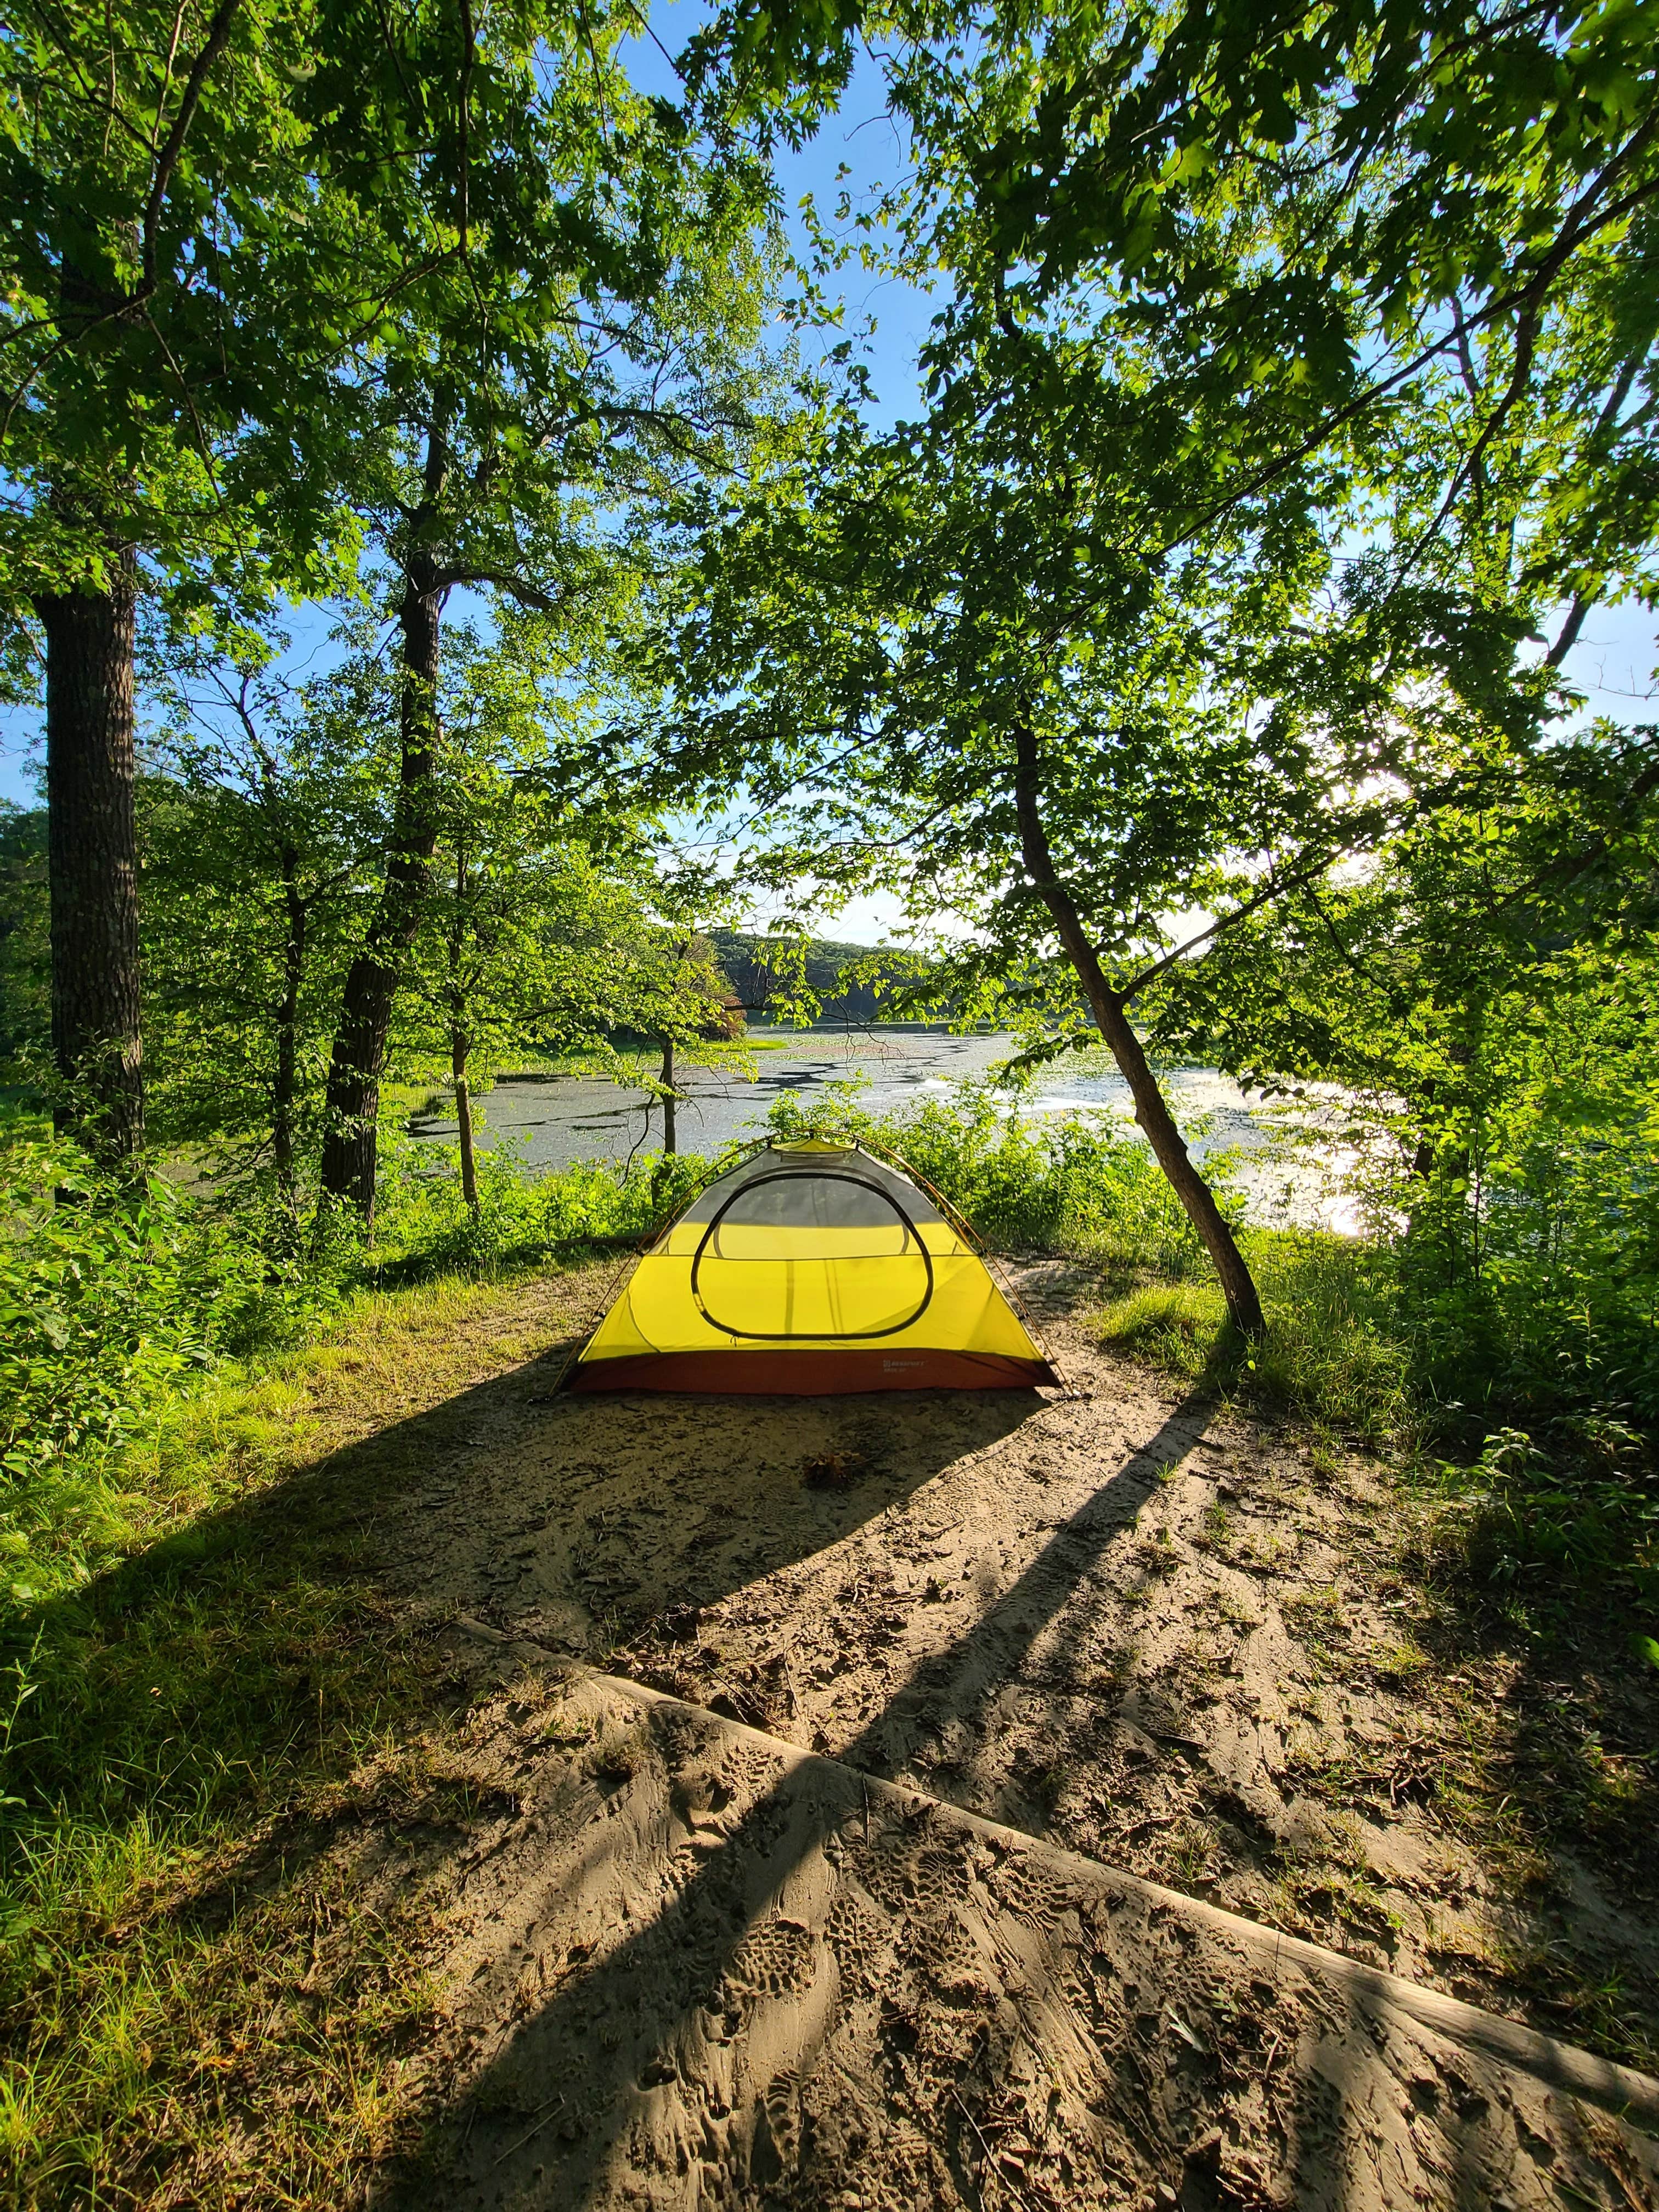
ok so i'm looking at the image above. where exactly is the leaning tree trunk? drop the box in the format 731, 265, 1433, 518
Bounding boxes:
35, 543, 144, 1163
1013, 724, 1266, 1338
317, 545, 444, 1220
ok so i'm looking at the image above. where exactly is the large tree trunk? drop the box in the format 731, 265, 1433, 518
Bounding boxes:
273, 845, 305, 1212
35, 544, 144, 1163
1013, 724, 1266, 1338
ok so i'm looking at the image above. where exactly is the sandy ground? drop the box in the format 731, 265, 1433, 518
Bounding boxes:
335, 1259, 1659, 2208
368, 1666, 1659, 2212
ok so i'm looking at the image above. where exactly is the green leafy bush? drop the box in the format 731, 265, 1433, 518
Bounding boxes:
0, 1125, 352, 1610
369, 1132, 712, 1275
1365, 988, 1659, 1439
1416, 1424, 1659, 1608
0, 1132, 332, 1483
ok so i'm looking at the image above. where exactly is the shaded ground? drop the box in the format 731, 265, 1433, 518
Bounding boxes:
11, 1257, 1656, 2209
382, 1668, 1659, 2211
369, 1260, 1659, 2081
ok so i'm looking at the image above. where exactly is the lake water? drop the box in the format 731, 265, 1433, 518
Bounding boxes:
408, 1026, 1363, 1232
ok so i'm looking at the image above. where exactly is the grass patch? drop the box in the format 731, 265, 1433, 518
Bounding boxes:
1192, 1500, 1234, 1555
1092, 1229, 1412, 1448
1093, 1225, 1656, 1633
0, 1265, 592, 2209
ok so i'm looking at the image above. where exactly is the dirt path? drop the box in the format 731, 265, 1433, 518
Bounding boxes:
338, 1259, 1659, 2206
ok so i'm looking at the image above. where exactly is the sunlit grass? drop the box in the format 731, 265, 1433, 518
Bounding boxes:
0, 1264, 599, 2210
6, 1268, 574, 1614
1093, 1227, 1413, 1446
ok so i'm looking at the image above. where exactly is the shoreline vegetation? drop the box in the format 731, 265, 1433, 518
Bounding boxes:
5, 1078, 1656, 1626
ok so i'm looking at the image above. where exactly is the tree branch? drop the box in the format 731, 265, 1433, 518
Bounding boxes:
141, 0, 244, 298
1546, 590, 1592, 668
1116, 848, 1344, 1005
428, 563, 575, 613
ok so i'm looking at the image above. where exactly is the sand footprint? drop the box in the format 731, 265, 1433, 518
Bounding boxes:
716, 1917, 842, 2187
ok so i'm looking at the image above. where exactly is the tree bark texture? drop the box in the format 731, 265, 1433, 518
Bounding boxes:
35, 544, 144, 1161
317, 556, 442, 1216
452, 1035, 478, 1210
1012, 724, 1266, 1338
273, 846, 305, 1208
446, 839, 478, 1210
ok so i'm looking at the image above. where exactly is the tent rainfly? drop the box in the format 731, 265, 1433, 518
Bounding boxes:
567, 1139, 1059, 1395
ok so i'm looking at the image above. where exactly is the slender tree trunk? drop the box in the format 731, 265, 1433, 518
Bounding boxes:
659, 1036, 676, 1155
318, 424, 449, 1221
35, 542, 144, 1162
446, 836, 478, 1210
273, 848, 306, 1213
452, 1032, 478, 1210
1012, 723, 1266, 1338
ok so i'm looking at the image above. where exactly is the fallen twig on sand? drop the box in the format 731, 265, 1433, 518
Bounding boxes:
492, 2095, 565, 2165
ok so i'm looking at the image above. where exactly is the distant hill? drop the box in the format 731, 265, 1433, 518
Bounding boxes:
710, 930, 930, 1024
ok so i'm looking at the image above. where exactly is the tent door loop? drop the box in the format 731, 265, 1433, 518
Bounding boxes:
689, 1170, 935, 1341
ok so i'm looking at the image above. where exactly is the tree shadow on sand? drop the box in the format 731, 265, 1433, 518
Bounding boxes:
384, 1381, 1659, 2212
395, 1397, 1211, 2206
12, 1348, 1654, 2212
0, 1338, 1045, 2206
5, 1348, 1046, 1879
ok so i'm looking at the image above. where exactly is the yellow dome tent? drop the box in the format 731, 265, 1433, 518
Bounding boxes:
567, 1139, 1058, 1394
